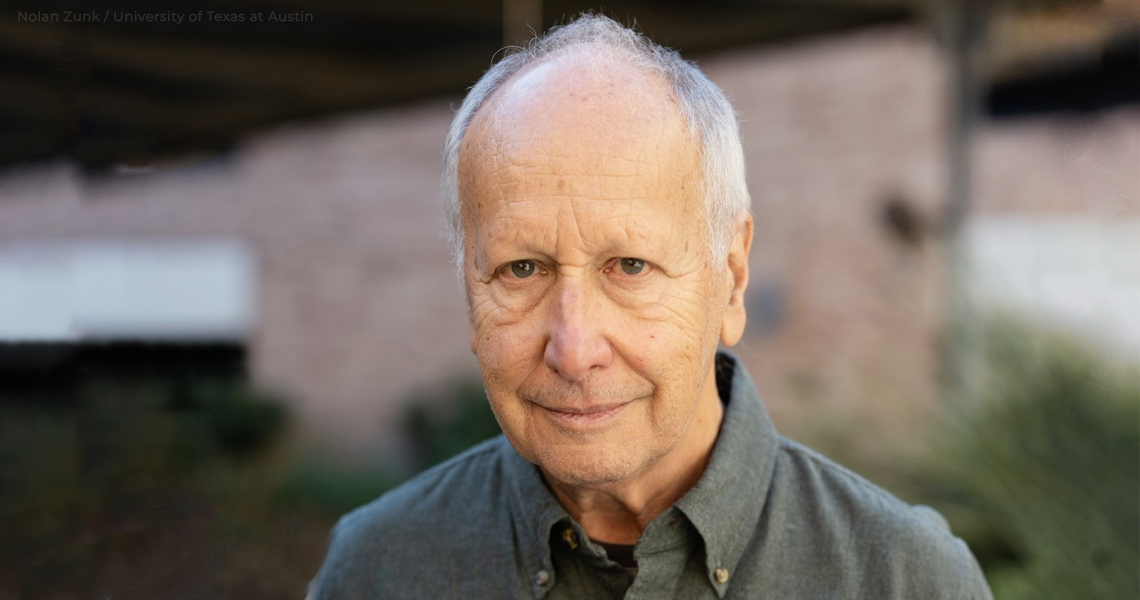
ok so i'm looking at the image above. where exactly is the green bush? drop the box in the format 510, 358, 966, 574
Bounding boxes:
1, 376, 289, 572
403, 377, 502, 472
273, 377, 500, 515
274, 457, 403, 515
919, 319, 1139, 600
172, 378, 288, 458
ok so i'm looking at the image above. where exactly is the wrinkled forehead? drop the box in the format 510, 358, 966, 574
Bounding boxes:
455, 51, 710, 278
459, 46, 695, 180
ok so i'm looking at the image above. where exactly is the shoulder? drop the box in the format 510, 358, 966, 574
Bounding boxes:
758, 438, 990, 598
311, 436, 515, 599
771, 437, 952, 540
336, 435, 508, 541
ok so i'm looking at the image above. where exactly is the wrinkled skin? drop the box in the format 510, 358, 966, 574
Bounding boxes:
458, 47, 752, 542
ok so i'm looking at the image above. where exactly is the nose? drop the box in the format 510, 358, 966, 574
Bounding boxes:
543, 282, 613, 382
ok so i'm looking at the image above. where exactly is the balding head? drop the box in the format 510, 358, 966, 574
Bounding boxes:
464, 43, 685, 165
459, 47, 704, 277
441, 15, 750, 273
458, 47, 702, 274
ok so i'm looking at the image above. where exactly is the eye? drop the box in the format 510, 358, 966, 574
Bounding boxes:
509, 260, 537, 278
619, 258, 645, 275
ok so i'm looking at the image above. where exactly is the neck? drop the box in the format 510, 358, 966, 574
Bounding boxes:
543, 372, 724, 545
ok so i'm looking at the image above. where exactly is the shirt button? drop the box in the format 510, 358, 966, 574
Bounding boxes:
561, 527, 579, 550
535, 570, 551, 586
713, 567, 730, 584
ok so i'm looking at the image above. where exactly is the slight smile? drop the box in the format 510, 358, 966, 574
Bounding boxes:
538, 400, 637, 431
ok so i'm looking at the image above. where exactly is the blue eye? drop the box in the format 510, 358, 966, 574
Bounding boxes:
510, 260, 536, 278
620, 258, 645, 275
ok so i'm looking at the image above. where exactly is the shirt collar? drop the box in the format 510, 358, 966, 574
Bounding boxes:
501, 352, 780, 599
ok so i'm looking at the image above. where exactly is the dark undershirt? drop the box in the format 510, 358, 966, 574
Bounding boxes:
596, 540, 638, 583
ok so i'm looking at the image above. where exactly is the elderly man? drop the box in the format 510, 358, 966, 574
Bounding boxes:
312, 15, 992, 599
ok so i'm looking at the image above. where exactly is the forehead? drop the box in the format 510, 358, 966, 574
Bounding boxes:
458, 50, 704, 249
469, 48, 682, 150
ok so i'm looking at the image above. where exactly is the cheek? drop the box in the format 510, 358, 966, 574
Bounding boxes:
629, 293, 719, 388
619, 321, 703, 397
641, 286, 717, 346
473, 313, 546, 391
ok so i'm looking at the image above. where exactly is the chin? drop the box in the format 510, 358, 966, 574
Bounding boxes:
529, 440, 660, 487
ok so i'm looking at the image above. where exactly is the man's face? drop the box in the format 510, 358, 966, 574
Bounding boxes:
459, 53, 747, 487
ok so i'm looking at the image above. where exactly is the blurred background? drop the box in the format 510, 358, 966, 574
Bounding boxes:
0, 0, 1137, 598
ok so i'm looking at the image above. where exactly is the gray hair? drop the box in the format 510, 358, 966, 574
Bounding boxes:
442, 14, 750, 271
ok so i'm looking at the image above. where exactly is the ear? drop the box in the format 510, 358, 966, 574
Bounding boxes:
468, 318, 478, 354
720, 214, 753, 347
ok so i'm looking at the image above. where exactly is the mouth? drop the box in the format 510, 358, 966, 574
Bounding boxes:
537, 399, 636, 431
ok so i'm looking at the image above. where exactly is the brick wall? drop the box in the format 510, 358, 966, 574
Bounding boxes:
1, 24, 1135, 460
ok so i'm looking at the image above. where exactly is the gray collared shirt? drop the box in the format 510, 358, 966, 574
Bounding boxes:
312, 353, 993, 599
